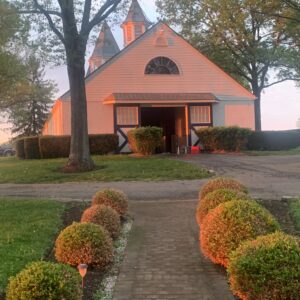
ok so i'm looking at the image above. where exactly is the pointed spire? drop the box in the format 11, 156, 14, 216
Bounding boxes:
122, 0, 152, 46
88, 21, 120, 74
123, 0, 152, 28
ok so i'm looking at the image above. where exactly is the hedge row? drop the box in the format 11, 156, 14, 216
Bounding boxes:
197, 178, 300, 299
196, 127, 300, 152
196, 127, 252, 152
15, 134, 119, 159
247, 129, 300, 151
7, 188, 129, 299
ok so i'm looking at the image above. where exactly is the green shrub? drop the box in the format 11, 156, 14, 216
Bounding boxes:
81, 205, 121, 239
6, 261, 82, 300
196, 188, 250, 225
128, 127, 163, 155
39, 135, 70, 159
228, 232, 300, 300
196, 126, 252, 152
14, 138, 25, 159
92, 188, 128, 216
89, 134, 118, 155
55, 222, 113, 268
247, 129, 300, 151
200, 200, 280, 267
24, 136, 40, 159
200, 177, 247, 200
39, 134, 118, 159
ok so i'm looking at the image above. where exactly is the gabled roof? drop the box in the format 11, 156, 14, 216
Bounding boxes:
122, 0, 152, 28
91, 21, 120, 60
60, 22, 255, 101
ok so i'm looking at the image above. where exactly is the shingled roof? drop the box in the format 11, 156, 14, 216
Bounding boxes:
91, 21, 120, 60
123, 0, 152, 28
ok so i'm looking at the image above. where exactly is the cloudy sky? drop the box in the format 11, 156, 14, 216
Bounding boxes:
1, 0, 299, 143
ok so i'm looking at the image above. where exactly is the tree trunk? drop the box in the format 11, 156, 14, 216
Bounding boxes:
252, 84, 262, 131
65, 47, 94, 172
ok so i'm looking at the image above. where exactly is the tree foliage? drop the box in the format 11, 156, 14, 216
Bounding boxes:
13, 0, 127, 171
8, 55, 56, 137
157, 0, 300, 130
0, 0, 28, 110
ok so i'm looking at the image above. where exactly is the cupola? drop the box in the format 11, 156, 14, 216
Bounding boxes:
88, 21, 120, 74
121, 0, 152, 47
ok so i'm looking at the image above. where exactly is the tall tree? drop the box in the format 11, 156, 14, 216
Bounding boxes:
0, 0, 28, 110
14, 0, 125, 171
8, 55, 56, 137
157, 0, 300, 131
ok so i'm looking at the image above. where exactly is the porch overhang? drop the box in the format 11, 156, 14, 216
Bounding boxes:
103, 93, 219, 105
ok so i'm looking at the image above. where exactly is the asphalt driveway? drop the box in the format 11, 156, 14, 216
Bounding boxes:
178, 153, 300, 200
0, 154, 299, 201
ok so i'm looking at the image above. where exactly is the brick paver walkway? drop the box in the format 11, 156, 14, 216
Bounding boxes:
113, 200, 234, 300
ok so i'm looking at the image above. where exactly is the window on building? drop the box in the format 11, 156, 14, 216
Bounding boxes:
126, 26, 132, 42
135, 25, 143, 38
145, 57, 180, 75
117, 107, 138, 126
190, 106, 211, 124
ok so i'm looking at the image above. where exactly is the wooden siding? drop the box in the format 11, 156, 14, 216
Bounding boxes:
48, 23, 255, 136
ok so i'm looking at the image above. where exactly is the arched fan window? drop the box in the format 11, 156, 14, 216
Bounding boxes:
145, 57, 180, 75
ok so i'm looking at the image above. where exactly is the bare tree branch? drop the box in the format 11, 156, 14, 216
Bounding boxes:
82, 0, 122, 35
81, 0, 92, 33
18, 9, 62, 17
264, 77, 300, 88
32, 0, 65, 44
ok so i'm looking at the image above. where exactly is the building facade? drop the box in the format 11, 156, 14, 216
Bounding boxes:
43, 0, 256, 153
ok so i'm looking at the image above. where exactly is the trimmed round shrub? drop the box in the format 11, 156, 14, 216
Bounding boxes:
128, 126, 163, 155
228, 232, 300, 300
196, 188, 250, 225
81, 205, 121, 239
200, 200, 280, 267
6, 261, 82, 300
92, 188, 128, 216
200, 177, 247, 200
55, 222, 113, 268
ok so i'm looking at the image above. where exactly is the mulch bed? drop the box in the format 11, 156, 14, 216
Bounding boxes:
54, 202, 107, 300
259, 199, 298, 236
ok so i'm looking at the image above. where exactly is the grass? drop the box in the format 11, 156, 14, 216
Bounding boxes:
0, 199, 65, 294
289, 198, 300, 233
244, 146, 300, 156
0, 155, 210, 184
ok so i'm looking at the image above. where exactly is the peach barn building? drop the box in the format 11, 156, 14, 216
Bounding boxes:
43, 0, 256, 153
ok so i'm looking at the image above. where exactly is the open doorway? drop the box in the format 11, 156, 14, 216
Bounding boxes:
141, 106, 187, 153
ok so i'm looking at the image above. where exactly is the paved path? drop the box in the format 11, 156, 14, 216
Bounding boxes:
177, 154, 300, 199
0, 180, 206, 201
113, 200, 234, 300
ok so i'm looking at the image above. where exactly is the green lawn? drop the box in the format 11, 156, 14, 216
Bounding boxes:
0, 155, 210, 184
244, 146, 300, 156
289, 198, 300, 233
0, 199, 65, 294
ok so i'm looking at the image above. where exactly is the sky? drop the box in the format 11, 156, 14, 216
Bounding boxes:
1, 0, 300, 143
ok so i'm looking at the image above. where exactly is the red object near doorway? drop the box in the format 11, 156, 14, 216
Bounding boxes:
191, 146, 201, 154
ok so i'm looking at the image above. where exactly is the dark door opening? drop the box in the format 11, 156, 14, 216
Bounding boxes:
141, 107, 186, 153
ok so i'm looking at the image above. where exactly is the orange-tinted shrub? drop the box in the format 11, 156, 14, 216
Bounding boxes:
81, 205, 121, 239
200, 177, 247, 200
228, 232, 300, 300
196, 188, 250, 225
55, 222, 113, 268
200, 200, 280, 267
92, 188, 128, 216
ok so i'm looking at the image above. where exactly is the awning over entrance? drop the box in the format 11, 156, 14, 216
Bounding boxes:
103, 93, 219, 104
